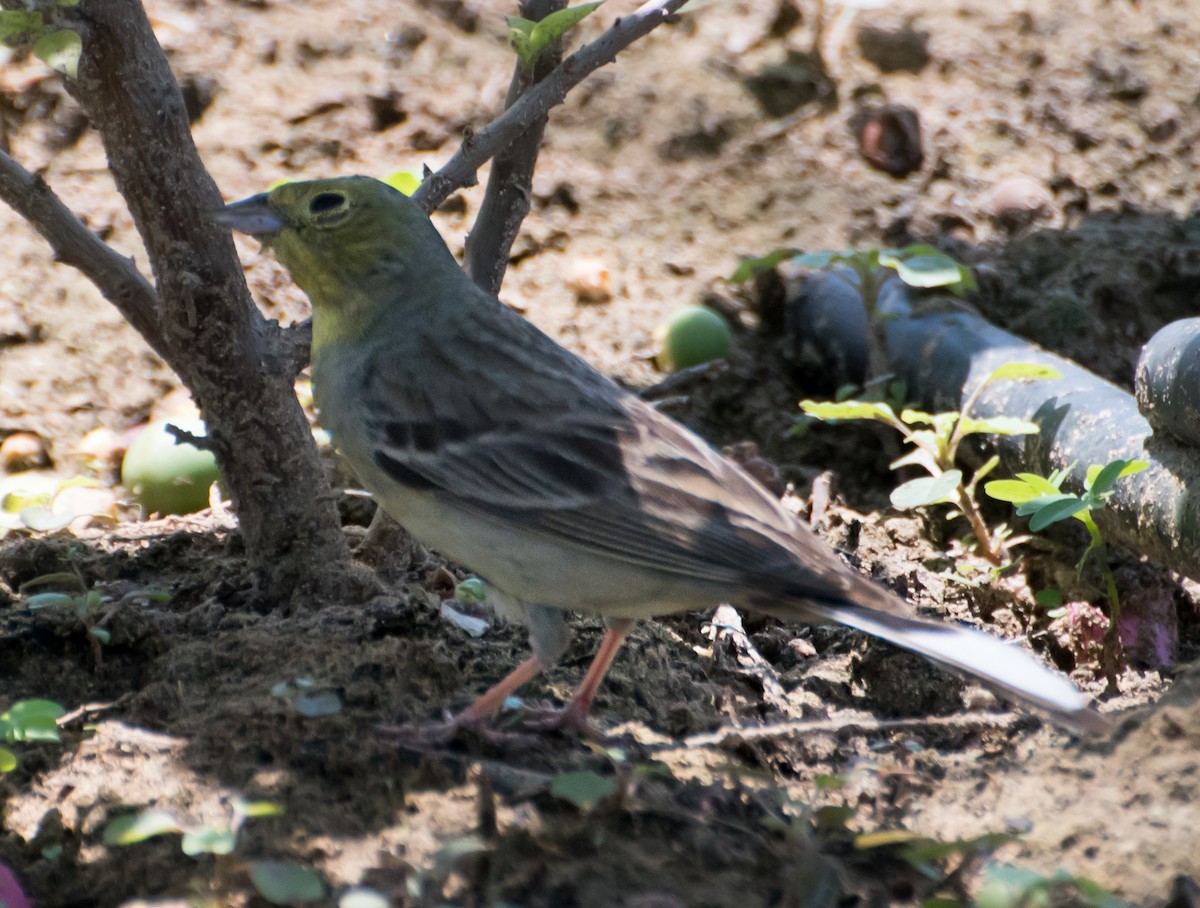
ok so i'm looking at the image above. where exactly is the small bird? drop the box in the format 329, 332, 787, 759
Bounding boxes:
218, 176, 1107, 736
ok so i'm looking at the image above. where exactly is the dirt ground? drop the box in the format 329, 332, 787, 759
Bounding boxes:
2, 0, 1200, 905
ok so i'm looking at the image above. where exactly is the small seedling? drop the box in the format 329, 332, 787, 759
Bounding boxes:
19, 570, 171, 666
507, 1, 603, 69
801, 362, 1060, 565
985, 458, 1148, 688
249, 861, 324, 905
975, 862, 1129, 908
104, 797, 284, 857
0, 699, 65, 772
103, 800, 323, 905
855, 828, 1016, 905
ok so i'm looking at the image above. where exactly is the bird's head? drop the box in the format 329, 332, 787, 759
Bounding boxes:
217, 176, 455, 344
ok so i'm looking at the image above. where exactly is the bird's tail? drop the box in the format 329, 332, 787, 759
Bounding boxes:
751, 576, 1111, 735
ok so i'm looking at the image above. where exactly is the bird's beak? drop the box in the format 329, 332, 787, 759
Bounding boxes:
213, 193, 289, 238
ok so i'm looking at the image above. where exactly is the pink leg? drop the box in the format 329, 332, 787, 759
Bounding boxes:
550, 618, 635, 733
458, 655, 545, 723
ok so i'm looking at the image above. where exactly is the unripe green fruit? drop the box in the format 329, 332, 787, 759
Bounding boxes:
121, 419, 221, 517
655, 306, 733, 372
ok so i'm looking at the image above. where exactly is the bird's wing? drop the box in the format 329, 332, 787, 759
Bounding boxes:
359, 323, 848, 596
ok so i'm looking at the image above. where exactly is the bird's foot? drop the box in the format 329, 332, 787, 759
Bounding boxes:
378, 701, 611, 750
507, 701, 611, 742
378, 709, 550, 751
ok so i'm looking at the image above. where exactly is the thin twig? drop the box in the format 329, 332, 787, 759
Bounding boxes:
652, 711, 1021, 753
464, 0, 566, 295
0, 150, 164, 356
414, 0, 691, 213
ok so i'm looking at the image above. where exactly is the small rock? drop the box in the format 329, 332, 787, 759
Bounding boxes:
986, 175, 1053, 227
857, 24, 931, 74
745, 50, 835, 118
566, 256, 612, 303
74, 426, 126, 474
1140, 99, 1181, 142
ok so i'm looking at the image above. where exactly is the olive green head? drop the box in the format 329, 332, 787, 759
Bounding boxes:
217, 176, 457, 345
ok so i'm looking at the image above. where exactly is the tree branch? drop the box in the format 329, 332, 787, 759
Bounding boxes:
463, 0, 566, 295
413, 0, 691, 213
0, 150, 166, 359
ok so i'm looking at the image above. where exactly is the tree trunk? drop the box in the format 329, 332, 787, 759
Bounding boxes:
69, 0, 349, 600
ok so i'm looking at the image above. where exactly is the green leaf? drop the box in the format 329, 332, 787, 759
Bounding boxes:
235, 799, 285, 819
249, 861, 324, 905
1015, 472, 1063, 495
0, 11, 44, 47
509, 2, 603, 66
550, 770, 616, 808
728, 247, 802, 283
181, 826, 237, 856
898, 409, 935, 426
791, 250, 846, 270
89, 627, 110, 644
1086, 458, 1149, 496
2, 699, 64, 742
530, 2, 602, 50
25, 592, 78, 610
1072, 876, 1132, 908
983, 362, 1063, 384
18, 507, 74, 532
1019, 495, 1088, 531
891, 470, 961, 509
455, 577, 488, 604
960, 415, 1040, 437
1034, 588, 1063, 609
104, 809, 182, 845
33, 29, 81, 78
18, 572, 81, 592
801, 399, 897, 424
854, 829, 927, 849
382, 169, 422, 195
886, 253, 964, 289
814, 773, 846, 790
975, 863, 1051, 908
0, 746, 16, 772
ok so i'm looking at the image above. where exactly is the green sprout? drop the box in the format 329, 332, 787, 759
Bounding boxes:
20, 570, 171, 666
985, 458, 1148, 689
0, 2, 82, 78
104, 797, 284, 857
507, 1, 603, 69
1, 698, 65, 773
975, 862, 1130, 908
801, 362, 1061, 566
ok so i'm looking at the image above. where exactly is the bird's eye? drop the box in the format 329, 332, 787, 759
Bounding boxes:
309, 192, 346, 216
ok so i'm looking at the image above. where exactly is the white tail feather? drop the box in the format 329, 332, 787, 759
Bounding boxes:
820, 604, 1110, 734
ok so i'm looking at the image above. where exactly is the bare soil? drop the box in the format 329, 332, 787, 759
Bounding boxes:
2, 1, 1200, 906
